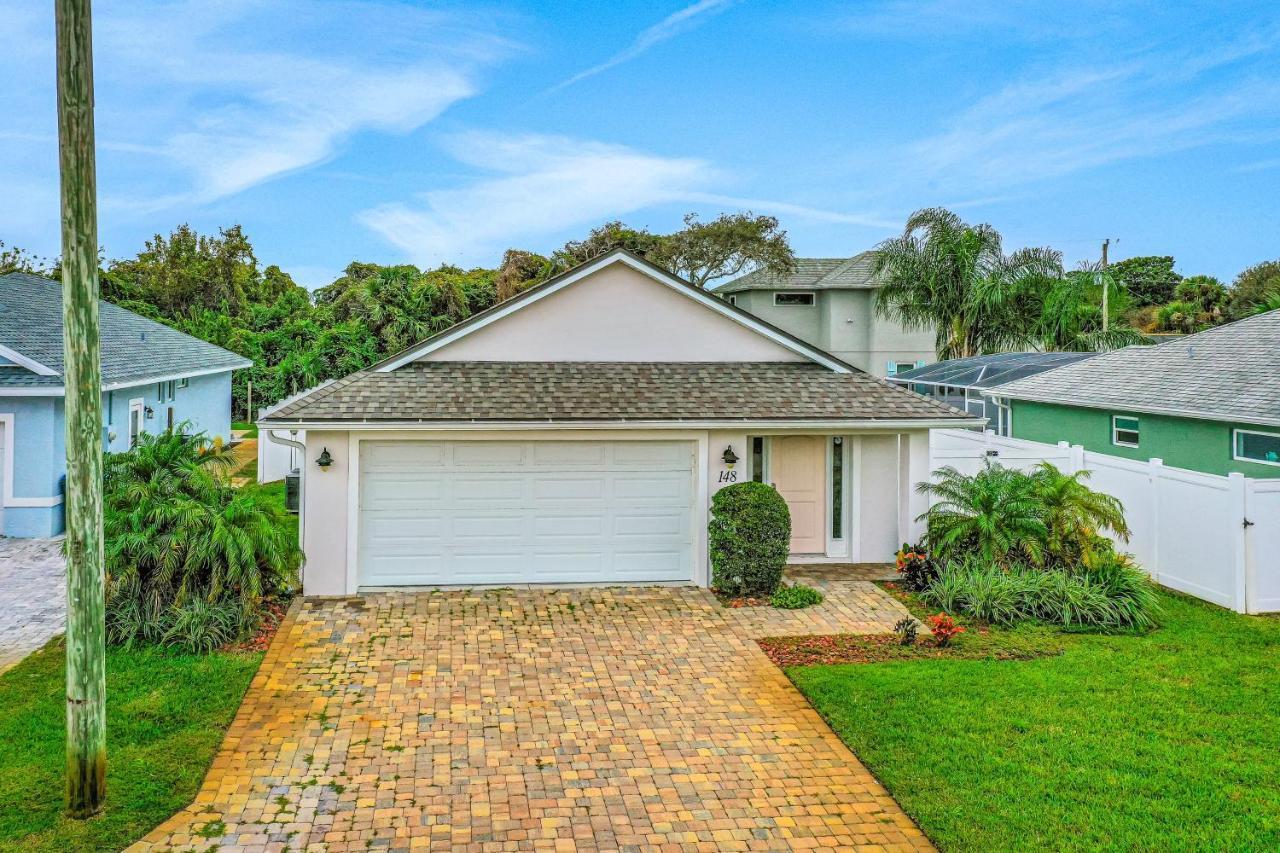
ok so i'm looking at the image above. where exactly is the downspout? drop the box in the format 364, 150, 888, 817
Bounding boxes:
264, 428, 307, 584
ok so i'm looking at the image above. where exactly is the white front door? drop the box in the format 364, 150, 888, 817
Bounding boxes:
357, 440, 696, 587
771, 435, 826, 554
128, 399, 144, 448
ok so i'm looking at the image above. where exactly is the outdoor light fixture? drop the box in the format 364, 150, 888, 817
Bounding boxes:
722, 445, 739, 467
317, 447, 333, 470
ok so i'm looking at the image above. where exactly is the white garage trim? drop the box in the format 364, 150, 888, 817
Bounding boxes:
0, 413, 63, 508
345, 430, 709, 591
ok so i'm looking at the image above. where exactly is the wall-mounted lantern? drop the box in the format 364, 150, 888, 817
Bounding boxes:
144, 405, 154, 419
722, 445, 739, 468
316, 447, 333, 470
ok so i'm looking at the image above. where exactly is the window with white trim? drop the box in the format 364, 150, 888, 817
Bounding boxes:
1234, 428, 1280, 466
773, 292, 814, 306
1112, 415, 1140, 448
177, 377, 189, 389
726, 295, 737, 306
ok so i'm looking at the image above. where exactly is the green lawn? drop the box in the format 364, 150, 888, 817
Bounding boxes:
231, 421, 258, 437
0, 641, 261, 852
790, 592, 1280, 852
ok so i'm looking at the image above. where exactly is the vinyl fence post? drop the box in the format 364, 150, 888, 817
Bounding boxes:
1148, 458, 1163, 582
1228, 472, 1248, 613
1070, 444, 1085, 474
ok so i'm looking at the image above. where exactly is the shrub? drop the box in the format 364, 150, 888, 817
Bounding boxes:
770, 584, 824, 609
927, 613, 964, 646
709, 481, 791, 596
920, 558, 1159, 630
103, 427, 300, 651
916, 462, 1132, 571
893, 617, 919, 646
895, 543, 940, 592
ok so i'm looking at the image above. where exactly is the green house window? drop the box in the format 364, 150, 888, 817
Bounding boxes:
1112, 415, 1140, 448
1234, 429, 1280, 467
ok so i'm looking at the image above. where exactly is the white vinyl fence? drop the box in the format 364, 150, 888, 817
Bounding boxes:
931, 429, 1280, 614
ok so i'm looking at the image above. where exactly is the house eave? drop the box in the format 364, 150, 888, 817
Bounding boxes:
984, 390, 1280, 430
0, 360, 252, 397
257, 417, 984, 432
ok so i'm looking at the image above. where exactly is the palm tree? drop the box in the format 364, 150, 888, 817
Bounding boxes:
1038, 266, 1148, 352
916, 463, 1048, 566
1031, 462, 1129, 564
873, 208, 1062, 359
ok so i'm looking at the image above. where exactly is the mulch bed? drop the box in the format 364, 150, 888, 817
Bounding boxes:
715, 592, 772, 608
222, 598, 289, 653
759, 634, 955, 666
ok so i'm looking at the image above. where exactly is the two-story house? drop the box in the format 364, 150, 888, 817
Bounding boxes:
713, 253, 936, 377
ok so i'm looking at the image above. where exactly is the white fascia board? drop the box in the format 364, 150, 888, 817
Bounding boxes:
0, 344, 58, 376
986, 390, 1280, 430
0, 362, 250, 397
258, 417, 985, 432
375, 252, 852, 374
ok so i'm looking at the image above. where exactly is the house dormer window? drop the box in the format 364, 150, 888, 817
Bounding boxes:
774, 292, 814, 306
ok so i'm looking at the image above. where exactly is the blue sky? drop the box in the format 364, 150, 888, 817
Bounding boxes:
2, 0, 1278, 288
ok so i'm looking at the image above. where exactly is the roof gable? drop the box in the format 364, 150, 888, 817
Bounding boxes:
992, 309, 1280, 427
378, 251, 852, 373
717, 252, 879, 294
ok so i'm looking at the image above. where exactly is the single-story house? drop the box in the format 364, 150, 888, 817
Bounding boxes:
987, 309, 1280, 478
260, 250, 978, 595
0, 272, 252, 536
888, 351, 1100, 435
711, 252, 936, 376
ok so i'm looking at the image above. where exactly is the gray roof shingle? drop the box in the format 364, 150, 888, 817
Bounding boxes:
992, 309, 1280, 427
0, 272, 251, 389
716, 252, 879, 294
261, 362, 974, 425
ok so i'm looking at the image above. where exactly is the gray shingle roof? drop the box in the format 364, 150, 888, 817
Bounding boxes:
261, 362, 974, 425
716, 252, 879, 294
0, 273, 251, 390
992, 309, 1280, 427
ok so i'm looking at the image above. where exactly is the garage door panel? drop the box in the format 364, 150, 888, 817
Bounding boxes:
364, 442, 444, 468
453, 514, 526, 540
533, 442, 606, 466
614, 476, 688, 500
534, 515, 606, 537
534, 477, 607, 501
359, 440, 695, 586
452, 477, 526, 503
452, 442, 525, 466
614, 512, 685, 537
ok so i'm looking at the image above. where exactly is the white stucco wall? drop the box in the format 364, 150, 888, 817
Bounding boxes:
423, 264, 805, 363
297, 427, 930, 595
300, 430, 351, 596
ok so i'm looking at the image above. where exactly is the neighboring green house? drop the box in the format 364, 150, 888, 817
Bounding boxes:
989, 309, 1280, 478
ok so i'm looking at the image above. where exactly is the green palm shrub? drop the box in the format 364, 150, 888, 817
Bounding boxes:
1031, 462, 1130, 565
103, 427, 299, 650
916, 463, 1048, 567
709, 482, 791, 596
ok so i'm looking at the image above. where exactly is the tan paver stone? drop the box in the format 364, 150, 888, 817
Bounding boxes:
133, 578, 931, 851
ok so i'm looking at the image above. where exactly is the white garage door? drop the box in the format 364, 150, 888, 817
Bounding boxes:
358, 440, 696, 587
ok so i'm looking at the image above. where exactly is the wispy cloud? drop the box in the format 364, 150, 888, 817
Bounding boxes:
358, 131, 898, 266
872, 30, 1280, 197
358, 133, 716, 265
0, 0, 513, 214
835, 0, 1125, 42
548, 0, 735, 93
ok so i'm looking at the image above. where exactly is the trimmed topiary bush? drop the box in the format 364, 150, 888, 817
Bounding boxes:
709, 481, 791, 596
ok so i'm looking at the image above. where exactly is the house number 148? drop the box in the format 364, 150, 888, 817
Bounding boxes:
718, 470, 738, 483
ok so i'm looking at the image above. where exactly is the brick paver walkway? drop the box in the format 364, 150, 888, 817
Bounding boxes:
138, 582, 929, 851
0, 537, 65, 673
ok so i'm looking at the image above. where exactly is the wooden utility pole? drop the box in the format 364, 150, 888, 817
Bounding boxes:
56, 0, 106, 818
1100, 238, 1110, 334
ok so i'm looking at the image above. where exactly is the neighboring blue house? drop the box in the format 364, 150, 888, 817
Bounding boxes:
0, 272, 251, 537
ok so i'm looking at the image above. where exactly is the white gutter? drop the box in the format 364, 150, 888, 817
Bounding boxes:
0, 361, 254, 397
257, 417, 985, 432
264, 429, 307, 584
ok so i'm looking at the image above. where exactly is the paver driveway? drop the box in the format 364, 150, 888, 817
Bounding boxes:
139, 582, 930, 851
0, 537, 65, 673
